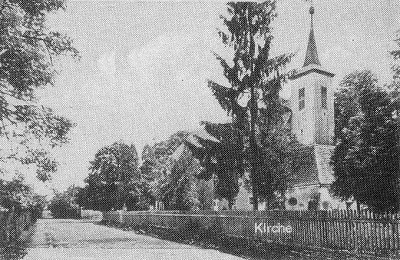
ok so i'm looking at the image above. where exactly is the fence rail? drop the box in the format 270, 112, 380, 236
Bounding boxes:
103, 210, 400, 256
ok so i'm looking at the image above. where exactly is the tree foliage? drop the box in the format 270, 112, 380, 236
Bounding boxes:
77, 141, 152, 211
390, 30, 400, 119
0, 0, 78, 181
89, 141, 140, 183
186, 122, 243, 209
391, 30, 400, 83
254, 119, 299, 208
140, 131, 188, 199
159, 145, 202, 210
0, 176, 32, 211
210, 1, 292, 209
331, 70, 400, 212
48, 186, 80, 219
140, 131, 213, 210
0, 175, 46, 220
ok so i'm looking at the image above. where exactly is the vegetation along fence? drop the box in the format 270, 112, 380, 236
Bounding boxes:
103, 210, 400, 256
0, 210, 34, 245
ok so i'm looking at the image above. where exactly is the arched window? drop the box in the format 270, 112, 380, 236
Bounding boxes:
321, 201, 330, 210
288, 197, 297, 206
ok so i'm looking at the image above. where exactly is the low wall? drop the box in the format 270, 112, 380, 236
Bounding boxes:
103, 210, 400, 256
81, 210, 102, 220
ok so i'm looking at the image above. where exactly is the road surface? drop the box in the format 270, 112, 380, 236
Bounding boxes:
21, 219, 247, 260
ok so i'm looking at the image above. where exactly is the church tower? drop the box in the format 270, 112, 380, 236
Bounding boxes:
290, 5, 335, 145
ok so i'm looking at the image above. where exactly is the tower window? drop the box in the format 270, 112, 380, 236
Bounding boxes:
321, 86, 327, 109
299, 88, 305, 110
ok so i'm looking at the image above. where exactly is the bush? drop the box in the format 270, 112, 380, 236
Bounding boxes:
48, 199, 80, 219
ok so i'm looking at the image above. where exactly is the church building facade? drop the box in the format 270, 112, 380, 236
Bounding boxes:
284, 6, 351, 211
231, 5, 353, 211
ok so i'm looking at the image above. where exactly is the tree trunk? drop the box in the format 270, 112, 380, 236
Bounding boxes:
250, 87, 258, 211
244, 4, 259, 211
228, 199, 233, 210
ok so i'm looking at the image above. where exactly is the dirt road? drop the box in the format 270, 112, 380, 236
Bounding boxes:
21, 219, 246, 260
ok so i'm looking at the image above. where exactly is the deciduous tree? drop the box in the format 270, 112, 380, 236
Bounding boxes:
159, 145, 201, 210
0, 174, 45, 218
331, 70, 400, 212
77, 141, 152, 211
186, 122, 242, 209
140, 131, 188, 201
48, 186, 80, 219
0, 0, 78, 181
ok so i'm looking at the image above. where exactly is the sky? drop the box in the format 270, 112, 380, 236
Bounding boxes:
28, 0, 400, 193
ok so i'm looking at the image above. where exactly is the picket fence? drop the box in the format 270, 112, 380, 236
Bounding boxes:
103, 210, 400, 256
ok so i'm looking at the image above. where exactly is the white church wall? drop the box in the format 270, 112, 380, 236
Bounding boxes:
285, 185, 319, 210
319, 186, 357, 210
291, 73, 316, 145
285, 185, 354, 211
290, 72, 334, 145
313, 74, 335, 145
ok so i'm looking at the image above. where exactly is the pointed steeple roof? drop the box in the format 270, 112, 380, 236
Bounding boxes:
303, 6, 321, 67
290, 5, 334, 80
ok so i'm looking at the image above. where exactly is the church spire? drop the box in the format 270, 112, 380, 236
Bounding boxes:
303, 5, 321, 67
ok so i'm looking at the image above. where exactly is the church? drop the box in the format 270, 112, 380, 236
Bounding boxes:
228, 5, 351, 211
282, 6, 353, 211
170, 6, 353, 211
238, 6, 351, 211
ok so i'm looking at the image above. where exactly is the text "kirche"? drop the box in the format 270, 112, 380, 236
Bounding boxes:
254, 223, 293, 234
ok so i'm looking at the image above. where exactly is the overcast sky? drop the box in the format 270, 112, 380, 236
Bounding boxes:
30, 0, 400, 193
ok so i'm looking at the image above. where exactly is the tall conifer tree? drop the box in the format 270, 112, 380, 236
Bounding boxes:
210, 1, 291, 209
